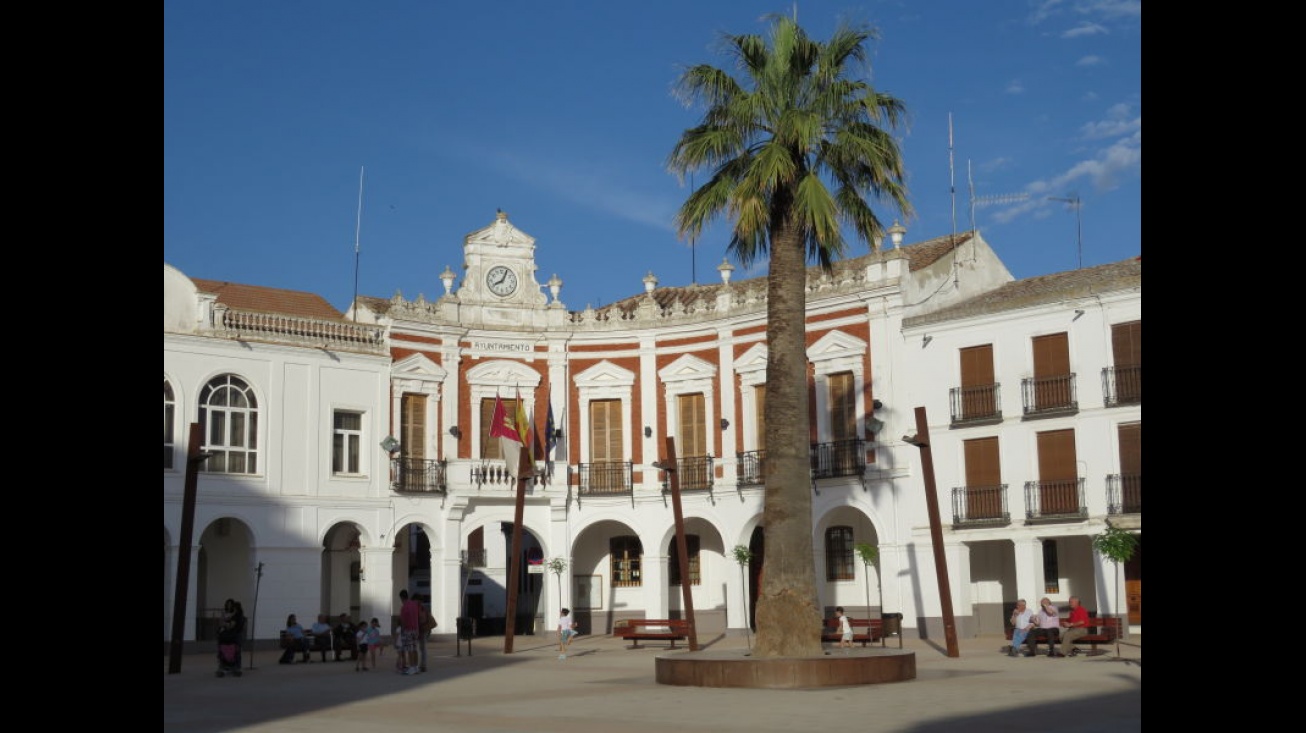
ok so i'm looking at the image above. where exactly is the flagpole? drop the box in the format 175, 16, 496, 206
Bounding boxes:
351, 165, 364, 322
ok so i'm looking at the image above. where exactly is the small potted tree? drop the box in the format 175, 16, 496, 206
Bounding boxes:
853, 542, 879, 619
548, 557, 568, 611
1090, 522, 1138, 657
732, 545, 754, 649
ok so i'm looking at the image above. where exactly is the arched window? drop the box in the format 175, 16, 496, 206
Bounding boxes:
825, 526, 855, 581
668, 535, 701, 586
199, 374, 259, 474
163, 377, 176, 470
610, 536, 642, 587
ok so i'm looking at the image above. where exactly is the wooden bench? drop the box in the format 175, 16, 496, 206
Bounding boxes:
617, 619, 690, 649
821, 617, 885, 647
1064, 617, 1121, 656
1004, 617, 1121, 656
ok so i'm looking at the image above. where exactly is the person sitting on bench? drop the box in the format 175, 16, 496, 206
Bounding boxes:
1026, 598, 1063, 657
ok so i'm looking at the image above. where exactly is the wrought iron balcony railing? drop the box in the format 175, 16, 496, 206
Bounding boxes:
460, 548, 487, 568
1106, 473, 1142, 514
950, 483, 1010, 526
950, 383, 1003, 426
1101, 365, 1141, 406
810, 438, 866, 479
659, 454, 714, 492
391, 457, 448, 494
576, 461, 633, 496
1021, 373, 1078, 417
736, 449, 765, 487
1024, 478, 1087, 521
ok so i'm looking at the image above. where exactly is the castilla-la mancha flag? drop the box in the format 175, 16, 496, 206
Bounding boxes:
489, 393, 531, 478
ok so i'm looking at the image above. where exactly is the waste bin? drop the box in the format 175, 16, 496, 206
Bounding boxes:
881, 612, 904, 649
456, 617, 476, 640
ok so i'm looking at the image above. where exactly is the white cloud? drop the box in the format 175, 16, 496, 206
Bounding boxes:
1005, 80, 1025, 95
1063, 22, 1107, 38
1075, 55, 1104, 67
1080, 0, 1142, 19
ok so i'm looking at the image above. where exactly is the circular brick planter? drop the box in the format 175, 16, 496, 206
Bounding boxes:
655, 648, 916, 689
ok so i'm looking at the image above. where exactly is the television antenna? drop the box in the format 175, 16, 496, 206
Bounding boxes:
1047, 194, 1083, 269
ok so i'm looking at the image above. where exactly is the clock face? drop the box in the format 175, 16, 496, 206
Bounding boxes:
486, 265, 518, 296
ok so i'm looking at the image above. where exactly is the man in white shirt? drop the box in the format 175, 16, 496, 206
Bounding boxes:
1026, 598, 1063, 657
1009, 599, 1034, 657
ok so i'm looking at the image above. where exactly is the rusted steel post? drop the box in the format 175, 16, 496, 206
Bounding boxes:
663, 436, 699, 651
912, 406, 959, 657
502, 445, 532, 653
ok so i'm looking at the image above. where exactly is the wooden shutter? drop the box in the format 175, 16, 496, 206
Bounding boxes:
1111, 321, 1141, 367
754, 385, 766, 451
1111, 321, 1142, 402
829, 372, 856, 442
678, 393, 707, 456
401, 393, 426, 460
589, 399, 622, 462
1032, 333, 1071, 409
959, 344, 996, 418
1036, 429, 1078, 514
963, 436, 1002, 520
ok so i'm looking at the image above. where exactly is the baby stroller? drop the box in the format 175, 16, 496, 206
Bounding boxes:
216, 622, 244, 677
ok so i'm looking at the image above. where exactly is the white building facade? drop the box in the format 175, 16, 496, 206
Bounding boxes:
163, 212, 1141, 645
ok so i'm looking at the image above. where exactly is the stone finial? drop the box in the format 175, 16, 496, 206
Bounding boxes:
717, 258, 735, 284
888, 220, 907, 249
643, 271, 658, 294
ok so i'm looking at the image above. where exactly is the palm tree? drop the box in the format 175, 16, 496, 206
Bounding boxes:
669, 14, 911, 658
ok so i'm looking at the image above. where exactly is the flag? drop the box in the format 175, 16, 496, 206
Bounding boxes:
489, 394, 524, 477
545, 399, 557, 456
514, 386, 533, 463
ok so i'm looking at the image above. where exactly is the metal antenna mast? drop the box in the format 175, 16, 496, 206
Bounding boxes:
1047, 194, 1083, 269
351, 166, 364, 321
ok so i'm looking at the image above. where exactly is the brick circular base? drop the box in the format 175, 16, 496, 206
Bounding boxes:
655, 648, 916, 689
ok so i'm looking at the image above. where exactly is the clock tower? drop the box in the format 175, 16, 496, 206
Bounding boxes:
444, 210, 565, 330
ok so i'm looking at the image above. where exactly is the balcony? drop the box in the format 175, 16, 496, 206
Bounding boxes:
391, 457, 447, 494
1102, 365, 1141, 406
950, 484, 1010, 527
810, 438, 867, 479
736, 450, 765, 488
659, 454, 714, 492
1024, 478, 1087, 522
1021, 374, 1078, 418
576, 461, 633, 496
469, 461, 555, 489
460, 548, 487, 568
1106, 473, 1142, 514
950, 383, 1002, 427
736, 440, 867, 488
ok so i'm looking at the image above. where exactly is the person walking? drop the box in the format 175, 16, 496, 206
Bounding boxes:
836, 607, 854, 651
557, 608, 578, 659
398, 589, 421, 675
417, 595, 437, 672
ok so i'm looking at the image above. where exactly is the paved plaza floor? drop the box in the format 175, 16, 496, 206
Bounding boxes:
164, 631, 1141, 733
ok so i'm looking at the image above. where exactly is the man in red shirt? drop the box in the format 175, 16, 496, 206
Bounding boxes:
1059, 596, 1091, 657
398, 589, 422, 675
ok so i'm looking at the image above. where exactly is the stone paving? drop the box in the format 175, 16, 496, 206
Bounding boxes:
164, 631, 1141, 733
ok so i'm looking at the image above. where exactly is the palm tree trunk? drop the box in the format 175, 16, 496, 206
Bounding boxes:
752, 215, 823, 658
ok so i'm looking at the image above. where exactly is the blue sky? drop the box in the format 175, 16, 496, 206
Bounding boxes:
164, 1, 1141, 314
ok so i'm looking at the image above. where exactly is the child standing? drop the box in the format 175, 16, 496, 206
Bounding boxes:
836, 607, 853, 650
366, 618, 382, 670
557, 607, 578, 659
354, 623, 370, 671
